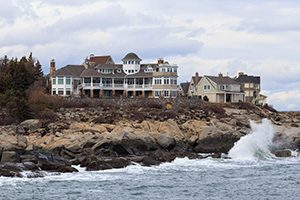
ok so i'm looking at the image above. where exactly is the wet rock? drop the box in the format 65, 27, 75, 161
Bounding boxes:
156, 134, 176, 150
85, 157, 131, 171
0, 151, 20, 163
194, 133, 240, 153
274, 150, 292, 157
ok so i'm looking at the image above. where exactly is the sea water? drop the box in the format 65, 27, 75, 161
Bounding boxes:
0, 120, 299, 200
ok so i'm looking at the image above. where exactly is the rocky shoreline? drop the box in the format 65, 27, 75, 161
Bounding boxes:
1, 103, 299, 178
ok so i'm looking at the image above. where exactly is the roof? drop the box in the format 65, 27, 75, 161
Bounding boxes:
87, 56, 114, 64
54, 65, 85, 77
235, 75, 260, 84
122, 52, 142, 61
206, 75, 240, 85
95, 64, 122, 70
180, 82, 190, 94
80, 68, 101, 77
192, 76, 202, 85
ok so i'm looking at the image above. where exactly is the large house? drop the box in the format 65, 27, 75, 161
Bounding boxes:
234, 72, 267, 105
188, 73, 245, 103
50, 52, 178, 98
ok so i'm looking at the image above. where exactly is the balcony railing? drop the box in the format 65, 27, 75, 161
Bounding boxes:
79, 83, 153, 89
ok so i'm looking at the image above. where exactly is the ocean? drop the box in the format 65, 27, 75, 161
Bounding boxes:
0, 119, 299, 200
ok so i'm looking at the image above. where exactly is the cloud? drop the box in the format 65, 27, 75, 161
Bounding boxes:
268, 90, 300, 111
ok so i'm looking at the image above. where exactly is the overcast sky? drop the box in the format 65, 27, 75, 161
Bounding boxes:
1, 0, 300, 111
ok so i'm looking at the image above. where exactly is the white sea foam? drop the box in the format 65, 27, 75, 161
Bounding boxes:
228, 119, 275, 160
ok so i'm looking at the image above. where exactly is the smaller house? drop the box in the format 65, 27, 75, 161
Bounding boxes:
189, 73, 244, 103
234, 72, 267, 105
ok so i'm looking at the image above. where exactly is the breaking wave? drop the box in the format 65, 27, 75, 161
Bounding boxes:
228, 119, 275, 160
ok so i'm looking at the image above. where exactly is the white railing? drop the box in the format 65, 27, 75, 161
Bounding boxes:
78, 83, 153, 90
135, 85, 143, 89
114, 84, 124, 88
144, 84, 152, 88
93, 83, 101, 87
103, 84, 112, 88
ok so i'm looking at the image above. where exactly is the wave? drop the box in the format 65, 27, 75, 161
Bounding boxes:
228, 119, 276, 160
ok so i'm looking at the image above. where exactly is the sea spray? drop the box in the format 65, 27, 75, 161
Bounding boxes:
228, 119, 275, 160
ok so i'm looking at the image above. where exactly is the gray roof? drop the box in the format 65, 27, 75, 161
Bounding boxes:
54, 65, 85, 77
206, 76, 240, 85
80, 68, 101, 77
235, 75, 260, 84
95, 64, 122, 70
180, 82, 190, 94
122, 52, 142, 61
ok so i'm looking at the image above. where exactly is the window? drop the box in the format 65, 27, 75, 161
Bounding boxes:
204, 85, 210, 90
171, 90, 177, 97
58, 78, 64, 85
66, 89, 71, 96
58, 89, 64, 95
155, 78, 162, 85
164, 90, 169, 97
66, 78, 71, 85
52, 78, 56, 85
220, 85, 225, 90
164, 77, 169, 85
135, 69, 138, 72
155, 91, 161, 97
52, 88, 56, 95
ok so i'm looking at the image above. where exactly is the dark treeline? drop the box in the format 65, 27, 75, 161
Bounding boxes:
0, 53, 44, 122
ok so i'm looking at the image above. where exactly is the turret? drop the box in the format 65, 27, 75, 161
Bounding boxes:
122, 52, 142, 75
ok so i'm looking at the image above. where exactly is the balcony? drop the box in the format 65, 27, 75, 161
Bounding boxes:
78, 83, 153, 90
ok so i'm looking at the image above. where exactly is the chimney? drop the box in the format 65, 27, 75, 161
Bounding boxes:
238, 72, 244, 77
50, 59, 56, 78
195, 72, 200, 83
158, 58, 164, 64
218, 73, 223, 77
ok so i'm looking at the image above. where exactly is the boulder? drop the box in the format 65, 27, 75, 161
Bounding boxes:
156, 134, 176, 150
20, 119, 42, 132
274, 150, 292, 157
0, 165, 22, 177
85, 157, 131, 171
0, 150, 20, 163
194, 132, 240, 153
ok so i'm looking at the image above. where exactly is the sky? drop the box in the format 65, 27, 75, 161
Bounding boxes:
0, 0, 300, 111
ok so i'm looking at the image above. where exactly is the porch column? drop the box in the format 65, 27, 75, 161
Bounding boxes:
133, 90, 136, 97
99, 90, 104, 98
90, 89, 94, 98
142, 90, 145, 97
112, 90, 116, 97
143, 78, 145, 88
123, 90, 127, 97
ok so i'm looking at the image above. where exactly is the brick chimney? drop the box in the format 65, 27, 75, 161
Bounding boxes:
50, 59, 56, 78
195, 72, 200, 83
157, 58, 164, 64
218, 73, 223, 77
238, 72, 244, 77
